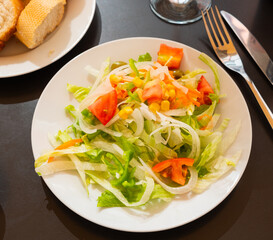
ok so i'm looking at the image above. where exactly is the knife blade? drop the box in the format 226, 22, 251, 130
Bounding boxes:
221, 10, 273, 85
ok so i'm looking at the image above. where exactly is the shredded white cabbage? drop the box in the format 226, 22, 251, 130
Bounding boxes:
157, 113, 201, 159
79, 115, 122, 137
84, 65, 100, 78
139, 103, 156, 121
163, 108, 187, 117
36, 161, 107, 175
131, 108, 144, 136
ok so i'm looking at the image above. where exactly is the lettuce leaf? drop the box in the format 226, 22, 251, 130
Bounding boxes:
55, 129, 72, 143
97, 183, 173, 207
97, 190, 125, 207
199, 53, 220, 95
138, 53, 152, 62
193, 151, 241, 193
180, 68, 206, 79
67, 84, 91, 102
150, 184, 174, 200
195, 132, 222, 175
65, 105, 77, 119
129, 59, 139, 77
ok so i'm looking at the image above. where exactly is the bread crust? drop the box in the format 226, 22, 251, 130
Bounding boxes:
0, 0, 24, 48
22, 0, 31, 7
15, 0, 66, 49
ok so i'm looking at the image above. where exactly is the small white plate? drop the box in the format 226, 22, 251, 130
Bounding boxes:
0, 0, 96, 78
31, 37, 252, 232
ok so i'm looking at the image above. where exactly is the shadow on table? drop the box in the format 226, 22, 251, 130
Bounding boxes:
41, 160, 254, 240
0, 4, 102, 105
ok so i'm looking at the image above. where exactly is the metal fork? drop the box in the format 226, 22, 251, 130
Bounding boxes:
202, 6, 273, 129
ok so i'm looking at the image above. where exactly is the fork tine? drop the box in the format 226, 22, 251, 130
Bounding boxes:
201, 10, 217, 49
211, 7, 227, 45
214, 6, 232, 44
205, 9, 222, 47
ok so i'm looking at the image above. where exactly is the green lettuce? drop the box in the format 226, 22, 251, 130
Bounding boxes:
67, 84, 91, 102
180, 68, 206, 79
129, 58, 139, 77
97, 183, 173, 208
199, 53, 220, 95
195, 132, 222, 176
138, 53, 152, 62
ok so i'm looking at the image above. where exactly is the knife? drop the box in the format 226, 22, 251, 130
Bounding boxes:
221, 10, 273, 85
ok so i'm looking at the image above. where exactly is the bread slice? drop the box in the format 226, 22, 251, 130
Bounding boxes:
22, 0, 31, 7
0, 0, 24, 50
15, 0, 66, 49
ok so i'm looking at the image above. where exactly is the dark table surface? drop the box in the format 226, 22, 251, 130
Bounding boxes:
1, 0, 273, 239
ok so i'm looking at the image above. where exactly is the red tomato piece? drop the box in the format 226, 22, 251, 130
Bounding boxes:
197, 75, 214, 93
142, 83, 163, 101
197, 75, 214, 105
88, 90, 117, 125
157, 44, 184, 69
147, 97, 162, 105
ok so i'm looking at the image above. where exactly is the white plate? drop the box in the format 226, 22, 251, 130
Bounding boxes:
31, 37, 252, 232
0, 0, 96, 78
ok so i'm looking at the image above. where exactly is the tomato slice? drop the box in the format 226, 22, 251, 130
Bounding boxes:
197, 75, 214, 93
197, 75, 214, 105
152, 158, 194, 185
157, 44, 184, 69
142, 83, 162, 101
88, 90, 117, 125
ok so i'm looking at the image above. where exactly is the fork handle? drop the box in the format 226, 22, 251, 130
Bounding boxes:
242, 73, 273, 129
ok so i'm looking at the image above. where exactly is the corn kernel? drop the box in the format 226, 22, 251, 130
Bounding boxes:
118, 111, 127, 119
161, 100, 170, 111
166, 84, 175, 90
118, 107, 133, 119
110, 74, 122, 85
162, 90, 169, 100
133, 77, 144, 88
124, 106, 133, 114
169, 89, 176, 99
149, 102, 160, 113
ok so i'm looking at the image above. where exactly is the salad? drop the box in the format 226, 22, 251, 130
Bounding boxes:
34, 44, 241, 208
